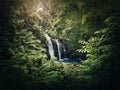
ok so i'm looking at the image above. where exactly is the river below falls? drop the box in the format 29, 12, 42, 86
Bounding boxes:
59, 58, 82, 63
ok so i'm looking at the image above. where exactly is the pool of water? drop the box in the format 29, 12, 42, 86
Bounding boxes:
59, 58, 82, 63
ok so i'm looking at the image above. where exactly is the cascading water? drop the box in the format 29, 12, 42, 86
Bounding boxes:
63, 47, 66, 58
55, 39, 61, 60
43, 32, 82, 62
43, 32, 55, 59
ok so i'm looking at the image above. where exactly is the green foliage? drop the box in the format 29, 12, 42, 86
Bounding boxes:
1, 0, 120, 90
76, 0, 120, 89
10, 29, 47, 63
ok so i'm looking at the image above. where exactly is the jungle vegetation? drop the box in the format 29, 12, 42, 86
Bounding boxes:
0, 0, 120, 90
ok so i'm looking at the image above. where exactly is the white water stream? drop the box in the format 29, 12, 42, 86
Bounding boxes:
43, 32, 55, 59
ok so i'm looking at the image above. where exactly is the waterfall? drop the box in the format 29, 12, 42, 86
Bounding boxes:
43, 32, 55, 59
55, 39, 61, 60
63, 47, 66, 58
